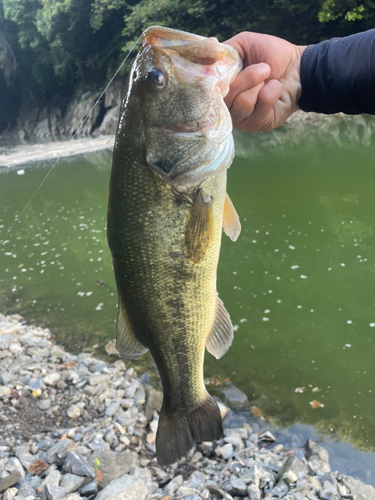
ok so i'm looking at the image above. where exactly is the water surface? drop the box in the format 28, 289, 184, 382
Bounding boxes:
1, 117, 375, 479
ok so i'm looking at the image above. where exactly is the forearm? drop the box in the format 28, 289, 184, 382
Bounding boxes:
298, 30, 375, 115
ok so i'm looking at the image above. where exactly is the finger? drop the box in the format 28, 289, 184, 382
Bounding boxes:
225, 63, 271, 110
230, 81, 265, 128
239, 79, 283, 133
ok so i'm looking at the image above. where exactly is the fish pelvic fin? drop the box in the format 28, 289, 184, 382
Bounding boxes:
223, 192, 241, 241
206, 296, 234, 359
116, 298, 148, 359
185, 189, 214, 264
155, 394, 223, 466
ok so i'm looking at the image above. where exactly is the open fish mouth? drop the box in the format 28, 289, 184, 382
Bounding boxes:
139, 26, 242, 187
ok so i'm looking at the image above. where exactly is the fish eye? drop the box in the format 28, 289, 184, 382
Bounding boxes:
145, 67, 167, 90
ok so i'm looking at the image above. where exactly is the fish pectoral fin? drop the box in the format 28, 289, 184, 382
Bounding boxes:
223, 192, 241, 241
206, 297, 234, 359
116, 299, 148, 359
185, 189, 214, 264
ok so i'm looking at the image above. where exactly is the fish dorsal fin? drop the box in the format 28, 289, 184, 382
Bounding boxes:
185, 189, 214, 264
116, 299, 148, 359
223, 192, 241, 241
206, 297, 234, 359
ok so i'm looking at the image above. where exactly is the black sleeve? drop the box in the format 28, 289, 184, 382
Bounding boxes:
298, 30, 375, 115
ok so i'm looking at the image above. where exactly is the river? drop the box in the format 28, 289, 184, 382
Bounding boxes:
1, 114, 375, 482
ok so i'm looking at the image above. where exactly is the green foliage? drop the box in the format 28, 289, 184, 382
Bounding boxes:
0, 0, 374, 133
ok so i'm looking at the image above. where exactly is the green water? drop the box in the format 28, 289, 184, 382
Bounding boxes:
1, 121, 375, 469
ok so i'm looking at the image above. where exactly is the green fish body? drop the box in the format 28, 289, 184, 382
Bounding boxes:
107, 26, 242, 465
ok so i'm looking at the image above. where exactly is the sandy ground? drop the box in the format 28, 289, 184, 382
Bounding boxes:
0, 135, 115, 168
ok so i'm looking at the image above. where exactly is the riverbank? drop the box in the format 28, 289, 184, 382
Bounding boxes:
1, 313, 375, 500
0, 136, 114, 169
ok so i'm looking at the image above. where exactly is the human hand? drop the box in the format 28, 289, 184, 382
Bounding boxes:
224, 32, 306, 132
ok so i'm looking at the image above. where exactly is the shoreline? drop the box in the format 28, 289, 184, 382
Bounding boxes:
0, 136, 114, 169
1, 313, 375, 500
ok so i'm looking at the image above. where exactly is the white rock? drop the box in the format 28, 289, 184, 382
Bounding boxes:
43, 373, 60, 386
95, 475, 147, 500
220, 443, 234, 460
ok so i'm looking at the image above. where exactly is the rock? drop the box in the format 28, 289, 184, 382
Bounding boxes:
60, 474, 85, 494
164, 475, 183, 496
95, 475, 147, 500
230, 477, 247, 495
42, 470, 61, 488
8, 458, 25, 478
3, 487, 18, 500
88, 450, 138, 487
186, 471, 206, 490
320, 479, 339, 500
43, 373, 60, 386
38, 399, 52, 410
44, 484, 66, 500
282, 470, 298, 484
144, 386, 163, 421
67, 405, 82, 419
80, 479, 98, 496
47, 439, 76, 465
105, 402, 118, 417
0, 335, 13, 350
223, 435, 244, 452
340, 474, 375, 500
278, 455, 308, 480
14, 478, 36, 498
100, 106, 121, 135
89, 374, 110, 386
247, 483, 261, 500
15, 446, 37, 470
0, 386, 12, 398
220, 443, 234, 460
220, 383, 249, 410
62, 453, 95, 479
240, 463, 261, 487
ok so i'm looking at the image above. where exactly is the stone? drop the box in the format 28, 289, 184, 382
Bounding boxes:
230, 477, 247, 495
89, 374, 110, 386
247, 483, 261, 500
65, 495, 82, 500
220, 383, 249, 410
0, 386, 11, 398
7, 458, 25, 478
42, 470, 61, 488
67, 405, 82, 419
38, 399, 52, 410
43, 373, 60, 386
0, 335, 13, 350
320, 480, 339, 500
80, 479, 98, 496
186, 471, 206, 490
124, 380, 138, 398
240, 463, 261, 487
220, 443, 234, 460
95, 475, 147, 500
14, 478, 35, 498
278, 455, 308, 480
144, 386, 163, 421
15, 447, 37, 470
3, 487, 18, 500
340, 474, 375, 500
47, 439, 76, 465
88, 450, 138, 487
60, 474, 85, 494
164, 475, 183, 496
223, 435, 244, 452
44, 484, 66, 500
282, 470, 298, 484
105, 402, 118, 417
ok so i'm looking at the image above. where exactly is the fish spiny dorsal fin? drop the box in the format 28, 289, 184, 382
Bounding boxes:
223, 192, 241, 241
116, 298, 148, 359
206, 297, 234, 359
185, 189, 214, 264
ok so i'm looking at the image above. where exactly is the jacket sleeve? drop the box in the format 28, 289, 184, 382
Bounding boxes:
298, 30, 375, 115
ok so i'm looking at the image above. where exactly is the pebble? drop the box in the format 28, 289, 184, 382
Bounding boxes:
1, 312, 374, 500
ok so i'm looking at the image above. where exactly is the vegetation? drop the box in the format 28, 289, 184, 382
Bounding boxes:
1, 0, 374, 133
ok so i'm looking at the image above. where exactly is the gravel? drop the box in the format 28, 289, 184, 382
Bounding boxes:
1, 312, 375, 500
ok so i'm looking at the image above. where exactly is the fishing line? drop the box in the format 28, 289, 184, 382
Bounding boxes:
0, 35, 142, 246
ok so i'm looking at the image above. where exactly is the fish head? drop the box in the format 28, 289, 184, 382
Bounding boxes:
119, 26, 242, 188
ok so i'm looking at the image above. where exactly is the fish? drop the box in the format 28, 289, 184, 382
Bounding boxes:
107, 26, 242, 465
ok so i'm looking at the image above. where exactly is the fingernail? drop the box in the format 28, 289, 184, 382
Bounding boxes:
259, 63, 271, 78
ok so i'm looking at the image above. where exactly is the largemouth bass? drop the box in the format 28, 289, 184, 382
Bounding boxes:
107, 26, 242, 465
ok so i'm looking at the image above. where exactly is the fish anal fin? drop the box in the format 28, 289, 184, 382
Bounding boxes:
206, 297, 234, 359
116, 299, 148, 359
223, 192, 241, 241
185, 189, 214, 264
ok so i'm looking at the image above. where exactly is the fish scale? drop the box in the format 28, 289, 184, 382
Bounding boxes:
107, 25, 242, 465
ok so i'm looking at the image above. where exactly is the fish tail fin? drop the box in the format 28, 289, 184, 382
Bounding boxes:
155, 394, 223, 466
